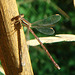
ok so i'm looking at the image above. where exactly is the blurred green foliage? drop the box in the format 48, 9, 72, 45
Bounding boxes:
0, 0, 75, 75
0, 72, 4, 75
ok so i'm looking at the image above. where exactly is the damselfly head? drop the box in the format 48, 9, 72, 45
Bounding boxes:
11, 14, 24, 21
19, 14, 24, 18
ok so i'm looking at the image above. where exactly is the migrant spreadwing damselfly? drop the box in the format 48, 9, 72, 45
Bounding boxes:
14, 14, 61, 70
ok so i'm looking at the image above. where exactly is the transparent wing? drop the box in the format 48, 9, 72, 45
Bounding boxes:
31, 14, 61, 28
35, 27, 55, 35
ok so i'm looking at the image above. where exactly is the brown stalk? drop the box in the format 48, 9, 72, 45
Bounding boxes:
0, 0, 33, 75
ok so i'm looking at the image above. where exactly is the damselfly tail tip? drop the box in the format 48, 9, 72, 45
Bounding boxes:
57, 66, 61, 70
55, 64, 61, 70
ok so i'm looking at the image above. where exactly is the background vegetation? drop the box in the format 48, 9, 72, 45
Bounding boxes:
0, 0, 75, 75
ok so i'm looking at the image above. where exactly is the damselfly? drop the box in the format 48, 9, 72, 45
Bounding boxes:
14, 14, 61, 70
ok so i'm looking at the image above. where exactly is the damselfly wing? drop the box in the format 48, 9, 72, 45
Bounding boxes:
30, 14, 61, 35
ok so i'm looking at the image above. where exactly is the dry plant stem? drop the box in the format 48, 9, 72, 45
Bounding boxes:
27, 34, 75, 46
0, 0, 33, 75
